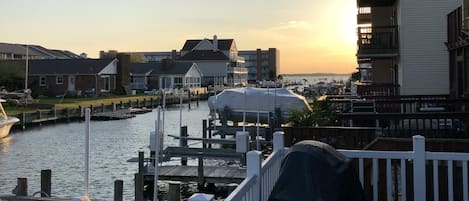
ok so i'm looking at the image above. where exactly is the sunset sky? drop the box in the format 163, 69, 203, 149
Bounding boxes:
0, 0, 357, 74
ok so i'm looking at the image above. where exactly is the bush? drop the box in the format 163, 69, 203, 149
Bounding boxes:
288, 99, 339, 127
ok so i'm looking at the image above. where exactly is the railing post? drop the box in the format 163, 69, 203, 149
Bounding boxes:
247, 151, 262, 201
273, 131, 284, 152
413, 135, 426, 201
236, 131, 249, 166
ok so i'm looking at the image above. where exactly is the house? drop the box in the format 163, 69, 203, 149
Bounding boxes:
27, 58, 119, 96
130, 61, 202, 91
0, 42, 82, 60
238, 48, 279, 83
179, 35, 247, 87
355, 0, 461, 96
447, 6, 469, 98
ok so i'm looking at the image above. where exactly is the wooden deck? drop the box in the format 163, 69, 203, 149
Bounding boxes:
144, 165, 245, 183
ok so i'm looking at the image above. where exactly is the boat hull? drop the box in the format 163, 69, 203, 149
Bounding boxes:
0, 117, 19, 138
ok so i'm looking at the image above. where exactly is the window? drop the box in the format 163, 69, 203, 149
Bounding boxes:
56, 75, 64, 85
174, 77, 183, 88
39, 76, 46, 87
100, 76, 110, 92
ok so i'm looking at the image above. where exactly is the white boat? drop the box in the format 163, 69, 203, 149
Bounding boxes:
208, 87, 311, 124
0, 99, 19, 138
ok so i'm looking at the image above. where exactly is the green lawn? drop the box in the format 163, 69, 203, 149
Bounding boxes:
4, 95, 160, 115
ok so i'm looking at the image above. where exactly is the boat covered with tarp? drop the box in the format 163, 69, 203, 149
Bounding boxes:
208, 87, 311, 124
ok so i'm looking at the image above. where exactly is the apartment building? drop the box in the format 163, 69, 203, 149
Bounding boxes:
238, 48, 279, 83
356, 0, 461, 96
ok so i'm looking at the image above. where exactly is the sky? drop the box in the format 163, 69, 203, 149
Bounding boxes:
0, 0, 357, 74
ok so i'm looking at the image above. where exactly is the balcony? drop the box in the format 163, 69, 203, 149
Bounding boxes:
357, 0, 396, 7
357, 26, 399, 58
357, 7, 371, 24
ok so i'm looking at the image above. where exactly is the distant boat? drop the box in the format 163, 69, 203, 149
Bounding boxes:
0, 99, 19, 138
208, 87, 311, 124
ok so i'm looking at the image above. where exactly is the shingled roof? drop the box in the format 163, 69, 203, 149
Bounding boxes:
181, 39, 234, 51
179, 50, 229, 61
130, 61, 197, 76
0, 43, 80, 59
28, 59, 116, 75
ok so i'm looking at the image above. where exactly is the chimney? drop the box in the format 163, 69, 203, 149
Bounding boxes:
213, 35, 218, 51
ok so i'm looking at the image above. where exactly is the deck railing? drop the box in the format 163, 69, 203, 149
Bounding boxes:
225, 135, 469, 201
225, 132, 286, 201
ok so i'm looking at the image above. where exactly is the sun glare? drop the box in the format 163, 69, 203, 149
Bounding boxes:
341, 5, 358, 46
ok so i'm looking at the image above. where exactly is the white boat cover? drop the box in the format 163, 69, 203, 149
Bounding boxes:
208, 87, 311, 115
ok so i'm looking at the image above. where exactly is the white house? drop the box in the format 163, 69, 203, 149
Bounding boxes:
179, 35, 247, 87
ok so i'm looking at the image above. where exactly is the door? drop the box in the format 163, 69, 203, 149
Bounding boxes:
68, 75, 76, 91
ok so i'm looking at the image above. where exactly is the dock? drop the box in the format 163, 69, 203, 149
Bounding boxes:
0, 196, 70, 201
91, 110, 135, 120
145, 165, 245, 183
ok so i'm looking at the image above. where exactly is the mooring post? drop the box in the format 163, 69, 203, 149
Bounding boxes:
180, 126, 188, 166
197, 156, 205, 190
101, 103, 105, 113
138, 151, 144, 173
168, 181, 181, 201
41, 169, 51, 197
188, 90, 191, 109
16, 177, 28, 196
134, 173, 144, 201
202, 120, 207, 149
114, 180, 123, 201
196, 91, 199, 107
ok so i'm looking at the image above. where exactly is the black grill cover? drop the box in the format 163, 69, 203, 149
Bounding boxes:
268, 140, 366, 201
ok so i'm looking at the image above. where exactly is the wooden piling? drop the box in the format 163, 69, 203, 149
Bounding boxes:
167, 181, 181, 201
134, 173, 144, 201
16, 177, 28, 196
138, 151, 144, 173
41, 169, 51, 197
101, 103, 105, 113
114, 180, 123, 201
196, 91, 199, 107
202, 120, 207, 149
197, 156, 205, 190
188, 90, 191, 109
180, 126, 188, 166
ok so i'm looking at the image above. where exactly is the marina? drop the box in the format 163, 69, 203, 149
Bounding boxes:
0, 100, 212, 200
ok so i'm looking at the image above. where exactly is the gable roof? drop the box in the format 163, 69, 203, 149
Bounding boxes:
28, 59, 116, 75
130, 61, 197, 76
0, 43, 80, 59
181, 39, 234, 51
179, 50, 229, 61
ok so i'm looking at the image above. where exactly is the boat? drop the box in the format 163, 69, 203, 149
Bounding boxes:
0, 99, 19, 138
208, 87, 311, 124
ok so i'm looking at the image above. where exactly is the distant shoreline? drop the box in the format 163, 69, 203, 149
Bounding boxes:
281, 73, 351, 76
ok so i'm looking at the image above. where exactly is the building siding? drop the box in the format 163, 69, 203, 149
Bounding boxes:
398, 0, 461, 95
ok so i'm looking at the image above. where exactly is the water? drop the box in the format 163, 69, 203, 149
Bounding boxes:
283, 74, 351, 85
0, 102, 211, 200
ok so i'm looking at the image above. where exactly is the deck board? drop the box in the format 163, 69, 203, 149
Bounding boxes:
145, 165, 246, 183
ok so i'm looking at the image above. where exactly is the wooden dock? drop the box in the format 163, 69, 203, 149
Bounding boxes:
162, 147, 242, 161
144, 165, 245, 183
91, 110, 135, 120
0, 196, 70, 201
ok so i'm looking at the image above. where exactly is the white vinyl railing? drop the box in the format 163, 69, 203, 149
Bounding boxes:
225, 132, 285, 201
225, 135, 469, 201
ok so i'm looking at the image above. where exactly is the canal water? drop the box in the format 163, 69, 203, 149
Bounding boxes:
0, 101, 211, 200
